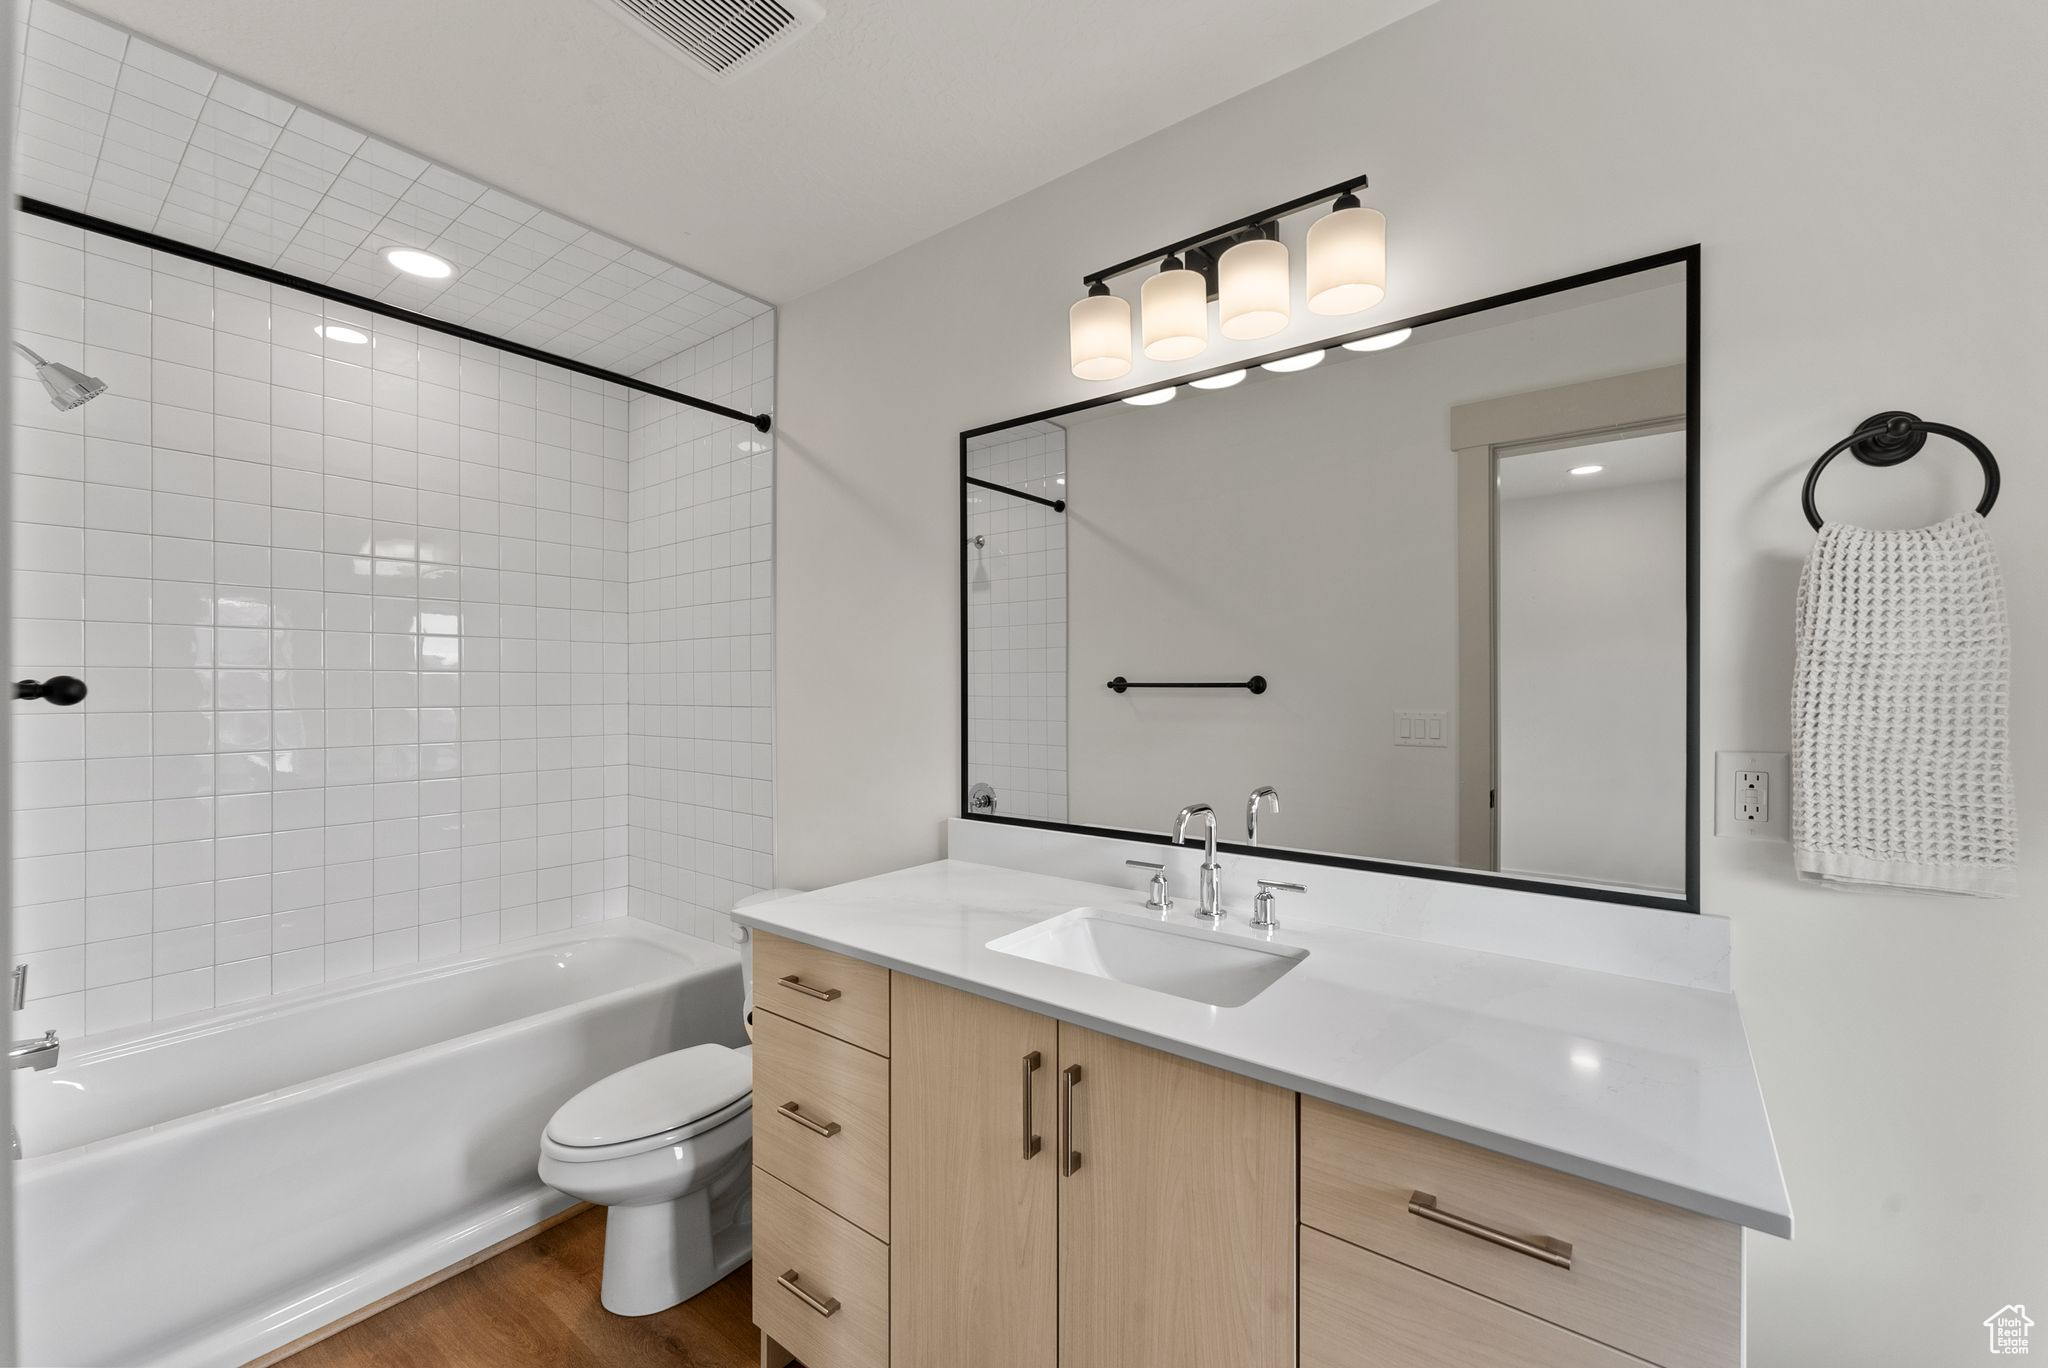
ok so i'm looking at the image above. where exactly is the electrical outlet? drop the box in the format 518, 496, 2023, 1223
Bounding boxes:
1716, 751, 1789, 841
1735, 770, 1769, 825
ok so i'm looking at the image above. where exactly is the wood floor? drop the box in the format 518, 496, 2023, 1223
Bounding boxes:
283, 1207, 760, 1368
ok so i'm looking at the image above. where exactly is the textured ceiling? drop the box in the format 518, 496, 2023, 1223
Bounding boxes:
11, 0, 770, 376
55, 0, 1440, 303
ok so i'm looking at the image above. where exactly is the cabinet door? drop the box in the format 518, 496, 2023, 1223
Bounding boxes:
890, 974, 1058, 1368
1056, 1023, 1296, 1368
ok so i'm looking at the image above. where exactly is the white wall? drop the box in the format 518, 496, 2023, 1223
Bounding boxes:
1497, 474, 1686, 888
1059, 283, 1679, 861
776, 2, 2048, 1362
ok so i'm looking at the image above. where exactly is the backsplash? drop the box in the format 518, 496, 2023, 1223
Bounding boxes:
9, 212, 771, 1039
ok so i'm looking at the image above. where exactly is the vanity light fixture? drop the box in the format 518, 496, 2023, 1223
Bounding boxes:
1260, 349, 1324, 374
1569, 464, 1605, 476
1141, 255, 1208, 361
1306, 191, 1387, 316
1069, 281, 1133, 381
1121, 386, 1177, 406
1066, 173, 1379, 379
317, 324, 369, 344
1341, 326, 1412, 352
384, 246, 454, 280
1188, 369, 1247, 390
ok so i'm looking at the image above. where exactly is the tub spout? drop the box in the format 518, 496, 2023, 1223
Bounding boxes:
10, 1030, 60, 1072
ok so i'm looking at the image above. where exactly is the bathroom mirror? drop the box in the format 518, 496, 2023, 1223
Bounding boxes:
961, 250, 1698, 910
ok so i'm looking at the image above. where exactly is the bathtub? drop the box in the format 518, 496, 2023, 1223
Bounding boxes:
15, 919, 747, 1368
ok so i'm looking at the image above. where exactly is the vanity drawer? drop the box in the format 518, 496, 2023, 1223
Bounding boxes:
754, 1168, 888, 1368
1302, 1226, 1641, 1368
753, 1007, 892, 1241
1300, 1099, 1740, 1368
754, 932, 891, 1055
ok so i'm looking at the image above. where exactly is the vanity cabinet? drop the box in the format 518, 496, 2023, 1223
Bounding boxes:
750, 939, 1742, 1368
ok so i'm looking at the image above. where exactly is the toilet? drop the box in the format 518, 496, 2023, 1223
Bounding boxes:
538, 889, 801, 1316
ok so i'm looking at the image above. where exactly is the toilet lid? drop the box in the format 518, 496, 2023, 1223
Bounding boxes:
545, 1044, 753, 1148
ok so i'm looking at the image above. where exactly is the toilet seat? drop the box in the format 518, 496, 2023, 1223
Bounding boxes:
544, 1044, 753, 1162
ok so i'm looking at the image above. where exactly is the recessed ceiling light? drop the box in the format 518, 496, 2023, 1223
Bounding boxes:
1342, 327, 1412, 352
1569, 464, 1605, 476
1260, 349, 1325, 374
317, 325, 369, 345
1121, 387, 1177, 406
384, 247, 453, 280
1188, 369, 1247, 390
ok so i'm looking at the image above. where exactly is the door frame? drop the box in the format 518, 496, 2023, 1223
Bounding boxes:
1449, 365, 1689, 878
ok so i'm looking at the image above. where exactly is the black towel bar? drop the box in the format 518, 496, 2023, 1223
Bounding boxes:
1107, 675, 1267, 694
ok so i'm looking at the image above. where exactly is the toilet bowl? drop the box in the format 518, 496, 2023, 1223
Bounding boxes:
539, 887, 802, 1316
538, 1043, 755, 1315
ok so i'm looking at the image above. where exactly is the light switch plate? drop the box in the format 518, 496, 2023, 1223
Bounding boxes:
1715, 751, 1790, 841
1396, 710, 1448, 748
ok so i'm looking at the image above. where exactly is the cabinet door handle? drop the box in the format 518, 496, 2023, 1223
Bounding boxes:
776, 1269, 841, 1318
1407, 1191, 1573, 1270
1021, 1051, 1042, 1159
778, 1101, 841, 1138
1060, 1063, 1083, 1176
778, 974, 841, 1001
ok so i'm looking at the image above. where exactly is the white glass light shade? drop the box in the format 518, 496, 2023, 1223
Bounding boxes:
1121, 387, 1177, 406
1141, 265, 1208, 361
1306, 205, 1387, 316
1069, 289, 1133, 381
1217, 237, 1290, 340
1188, 369, 1247, 390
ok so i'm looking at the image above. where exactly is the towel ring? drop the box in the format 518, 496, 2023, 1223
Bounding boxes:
1802, 411, 2000, 530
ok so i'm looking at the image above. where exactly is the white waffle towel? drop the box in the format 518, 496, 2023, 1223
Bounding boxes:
1792, 512, 2015, 896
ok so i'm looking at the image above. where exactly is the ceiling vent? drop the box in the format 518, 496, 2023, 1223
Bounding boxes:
600, 0, 824, 81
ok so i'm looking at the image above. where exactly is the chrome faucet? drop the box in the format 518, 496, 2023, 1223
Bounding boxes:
10, 965, 59, 1073
1174, 805, 1224, 920
1246, 786, 1280, 844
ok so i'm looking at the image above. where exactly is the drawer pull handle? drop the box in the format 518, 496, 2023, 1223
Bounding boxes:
1021, 1050, 1042, 1160
777, 1269, 841, 1318
1407, 1191, 1573, 1270
778, 1101, 841, 1138
1060, 1063, 1083, 1177
779, 974, 841, 1002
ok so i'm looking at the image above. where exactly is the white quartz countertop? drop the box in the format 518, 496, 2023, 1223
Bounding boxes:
735, 859, 1791, 1237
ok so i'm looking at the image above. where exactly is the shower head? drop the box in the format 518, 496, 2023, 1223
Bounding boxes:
13, 342, 108, 411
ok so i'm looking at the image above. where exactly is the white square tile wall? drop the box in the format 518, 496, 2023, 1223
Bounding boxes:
625, 321, 777, 946
9, 0, 769, 375
966, 424, 1068, 821
10, 214, 637, 1038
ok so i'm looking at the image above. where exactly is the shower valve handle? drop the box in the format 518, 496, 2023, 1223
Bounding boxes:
15, 676, 87, 706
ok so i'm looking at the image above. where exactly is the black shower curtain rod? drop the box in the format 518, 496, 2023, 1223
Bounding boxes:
15, 197, 773, 433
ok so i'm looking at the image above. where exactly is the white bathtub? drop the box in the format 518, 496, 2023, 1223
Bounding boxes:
14, 919, 747, 1368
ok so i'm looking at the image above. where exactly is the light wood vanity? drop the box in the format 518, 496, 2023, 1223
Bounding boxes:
748, 933, 1745, 1368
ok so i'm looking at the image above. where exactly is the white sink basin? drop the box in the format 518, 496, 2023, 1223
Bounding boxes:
987, 907, 1307, 1008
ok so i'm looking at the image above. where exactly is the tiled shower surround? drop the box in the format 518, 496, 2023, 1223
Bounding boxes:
8, 214, 773, 1038
625, 322, 777, 946
965, 422, 1068, 822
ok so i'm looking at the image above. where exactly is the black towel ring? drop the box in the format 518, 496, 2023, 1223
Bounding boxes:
1802, 410, 2000, 530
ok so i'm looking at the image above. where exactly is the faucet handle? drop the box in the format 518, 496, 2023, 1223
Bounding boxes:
11, 964, 25, 1012
1126, 860, 1174, 912
1250, 880, 1305, 930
